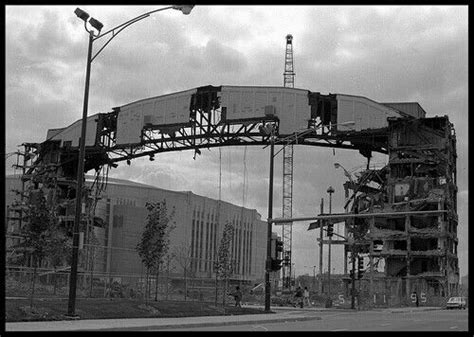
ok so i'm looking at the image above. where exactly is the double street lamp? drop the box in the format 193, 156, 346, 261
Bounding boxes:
67, 5, 194, 317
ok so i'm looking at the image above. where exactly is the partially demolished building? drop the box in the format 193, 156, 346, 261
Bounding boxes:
342, 115, 458, 306
6, 85, 459, 306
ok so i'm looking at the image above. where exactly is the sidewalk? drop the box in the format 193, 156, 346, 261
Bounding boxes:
6, 310, 320, 331
5, 305, 443, 331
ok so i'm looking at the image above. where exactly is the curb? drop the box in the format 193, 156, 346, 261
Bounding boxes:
94, 315, 322, 331
386, 307, 442, 314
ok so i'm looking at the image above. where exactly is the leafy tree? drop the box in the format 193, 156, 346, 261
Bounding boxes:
136, 200, 175, 305
86, 229, 100, 297
172, 244, 193, 301
47, 229, 72, 295
16, 188, 66, 307
214, 221, 234, 306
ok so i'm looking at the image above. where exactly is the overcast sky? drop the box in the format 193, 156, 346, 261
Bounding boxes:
5, 5, 468, 277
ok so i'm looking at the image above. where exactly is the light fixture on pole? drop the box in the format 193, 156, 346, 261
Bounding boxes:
334, 162, 354, 183
172, 5, 194, 15
261, 123, 276, 312
68, 5, 194, 317
88, 17, 104, 32
74, 8, 89, 22
325, 185, 334, 308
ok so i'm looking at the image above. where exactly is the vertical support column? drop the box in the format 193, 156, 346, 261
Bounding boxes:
351, 248, 356, 309
405, 214, 411, 301
344, 246, 348, 275
319, 198, 324, 295
106, 199, 113, 276
369, 216, 375, 307
264, 136, 274, 312
343, 182, 349, 295
344, 246, 348, 297
438, 199, 449, 298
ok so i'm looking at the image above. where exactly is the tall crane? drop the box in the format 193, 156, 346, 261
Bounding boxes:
281, 34, 295, 290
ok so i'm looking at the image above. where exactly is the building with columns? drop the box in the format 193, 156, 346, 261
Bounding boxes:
5, 174, 269, 286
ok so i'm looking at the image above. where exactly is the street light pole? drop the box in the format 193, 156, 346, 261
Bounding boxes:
67, 5, 194, 317
319, 197, 324, 295
67, 30, 94, 317
334, 162, 352, 296
265, 131, 275, 312
351, 247, 356, 309
326, 186, 334, 308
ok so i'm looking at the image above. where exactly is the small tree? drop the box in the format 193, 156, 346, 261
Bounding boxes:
47, 229, 72, 295
136, 200, 175, 305
16, 189, 64, 307
214, 221, 234, 306
172, 244, 193, 301
86, 229, 100, 297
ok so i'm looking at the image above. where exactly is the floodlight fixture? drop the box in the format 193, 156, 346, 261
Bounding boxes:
89, 17, 104, 32
75, 8, 90, 22
172, 5, 194, 15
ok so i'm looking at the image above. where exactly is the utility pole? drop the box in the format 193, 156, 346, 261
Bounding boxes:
351, 247, 356, 309
319, 198, 324, 295
326, 186, 334, 308
313, 266, 316, 291
264, 132, 275, 312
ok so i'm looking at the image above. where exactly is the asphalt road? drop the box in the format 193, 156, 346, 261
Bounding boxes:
161, 309, 468, 331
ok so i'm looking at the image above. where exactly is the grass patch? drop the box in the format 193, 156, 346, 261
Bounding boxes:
6, 298, 267, 322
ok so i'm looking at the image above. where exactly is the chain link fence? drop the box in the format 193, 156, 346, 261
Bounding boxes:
5, 238, 263, 306
5, 265, 261, 304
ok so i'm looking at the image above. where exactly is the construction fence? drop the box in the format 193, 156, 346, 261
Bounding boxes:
5, 238, 263, 306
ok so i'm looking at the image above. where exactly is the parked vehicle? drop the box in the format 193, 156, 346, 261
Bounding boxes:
446, 297, 467, 309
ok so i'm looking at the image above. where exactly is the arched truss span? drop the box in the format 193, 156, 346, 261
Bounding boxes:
43, 85, 413, 171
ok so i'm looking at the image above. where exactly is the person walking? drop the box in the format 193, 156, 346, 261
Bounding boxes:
294, 286, 304, 308
231, 286, 242, 308
303, 287, 311, 306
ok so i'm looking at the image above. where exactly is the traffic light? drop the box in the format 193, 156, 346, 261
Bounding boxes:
327, 223, 334, 237
358, 256, 364, 270
270, 258, 283, 271
276, 239, 284, 255
357, 256, 364, 279
270, 237, 284, 270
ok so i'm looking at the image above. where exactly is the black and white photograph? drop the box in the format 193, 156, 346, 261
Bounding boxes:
4, 5, 468, 332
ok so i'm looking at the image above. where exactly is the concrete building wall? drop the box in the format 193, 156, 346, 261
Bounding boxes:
5, 175, 267, 284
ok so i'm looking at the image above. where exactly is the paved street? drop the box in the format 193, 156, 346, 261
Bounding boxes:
6, 306, 468, 332
160, 309, 468, 331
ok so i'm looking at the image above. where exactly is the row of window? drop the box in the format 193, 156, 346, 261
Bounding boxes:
190, 206, 254, 276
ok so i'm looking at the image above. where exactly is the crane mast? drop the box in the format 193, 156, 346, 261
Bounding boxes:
282, 34, 295, 291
